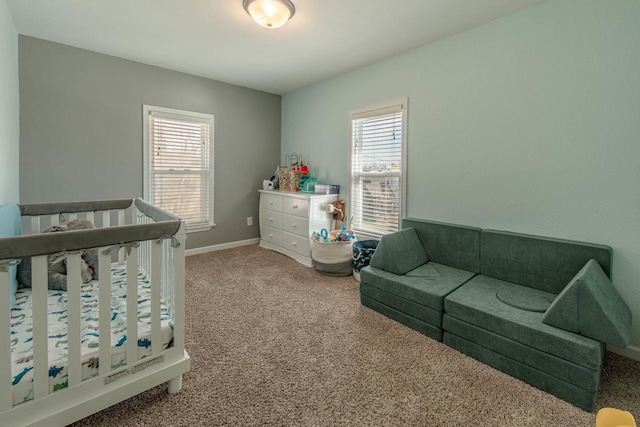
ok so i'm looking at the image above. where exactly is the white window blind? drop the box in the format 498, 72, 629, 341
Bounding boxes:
350, 101, 406, 238
143, 106, 214, 232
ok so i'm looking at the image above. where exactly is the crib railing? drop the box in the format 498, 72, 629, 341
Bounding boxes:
19, 199, 134, 264
134, 199, 185, 355
0, 198, 187, 419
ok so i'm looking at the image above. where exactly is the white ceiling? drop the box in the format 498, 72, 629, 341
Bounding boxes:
7, 0, 547, 95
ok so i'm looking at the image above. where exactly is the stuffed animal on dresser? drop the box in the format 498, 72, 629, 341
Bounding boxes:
17, 219, 100, 291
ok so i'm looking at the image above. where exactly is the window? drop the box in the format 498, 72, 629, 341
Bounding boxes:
143, 105, 215, 233
349, 100, 407, 238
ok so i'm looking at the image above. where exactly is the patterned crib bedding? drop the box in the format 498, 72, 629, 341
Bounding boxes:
10, 265, 174, 406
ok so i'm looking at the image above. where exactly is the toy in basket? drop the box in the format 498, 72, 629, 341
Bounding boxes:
311, 227, 357, 276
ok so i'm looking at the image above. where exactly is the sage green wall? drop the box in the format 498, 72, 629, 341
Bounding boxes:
19, 36, 280, 250
282, 0, 640, 348
0, 0, 19, 204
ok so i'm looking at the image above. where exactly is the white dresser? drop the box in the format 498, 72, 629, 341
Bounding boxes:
259, 190, 338, 267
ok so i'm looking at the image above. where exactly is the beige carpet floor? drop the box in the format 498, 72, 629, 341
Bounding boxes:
73, 245, 640, 426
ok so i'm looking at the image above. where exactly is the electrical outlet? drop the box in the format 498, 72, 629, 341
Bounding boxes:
247, 216, 253, 226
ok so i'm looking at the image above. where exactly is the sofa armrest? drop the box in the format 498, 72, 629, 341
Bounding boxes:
369, 228, 428, 275
542, 259, 631, 347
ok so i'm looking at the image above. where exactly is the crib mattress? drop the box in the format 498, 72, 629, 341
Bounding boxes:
10, 265, 174, 406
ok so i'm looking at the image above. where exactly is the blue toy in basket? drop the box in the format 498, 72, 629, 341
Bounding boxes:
312, 227, 354, 243
341, 226, 355, 240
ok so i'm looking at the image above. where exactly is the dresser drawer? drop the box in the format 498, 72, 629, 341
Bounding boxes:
282, 214, 309, 238
283, 197, 308, 218
281, 232, 310, 257
261, 225, 282, 246
260, 210, 283, 229
261, 193, 283, 212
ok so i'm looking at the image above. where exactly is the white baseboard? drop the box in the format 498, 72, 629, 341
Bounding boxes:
186, 238, 260, 257
607, 343, 640, 361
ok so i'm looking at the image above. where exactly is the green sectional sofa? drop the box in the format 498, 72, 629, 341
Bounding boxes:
359, 218, 632, 411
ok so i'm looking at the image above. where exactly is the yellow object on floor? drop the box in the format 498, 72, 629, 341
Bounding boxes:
596, 408, 637, 427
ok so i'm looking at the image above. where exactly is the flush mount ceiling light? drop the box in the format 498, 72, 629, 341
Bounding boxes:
243, 0, 295, 29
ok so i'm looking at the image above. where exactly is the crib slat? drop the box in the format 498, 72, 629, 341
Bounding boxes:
118, 210, 126, 264
30, 216, 40, 234
173, 230, 186, 349
49, 214, 59, 227
168, 242, 175, 324
67, 253, 83, 388
143, 237, 149, 278
126, 246, 138, 365
86, 211, 95, 223
161, 242, 167, 314
128, 206, 135, 226
117, 209, 125, 226
163, 241, 170, 321
32, 256, 49, 400
151, 242, 162, 355
98, 249, 112, 376
101, 211, 110, 228
68, 213, 78, 222
0, 268, 12, 411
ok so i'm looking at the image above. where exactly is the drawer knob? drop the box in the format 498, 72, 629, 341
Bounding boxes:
292, 242, 297, 246
292, 223, 297, 228
269, 217, 274, 221
269, 201, 273, 205
269, 234, 273, 238
292, 204, 298, 209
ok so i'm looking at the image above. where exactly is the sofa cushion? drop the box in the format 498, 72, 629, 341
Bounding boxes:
543, 259, 632, 348
0, 203, 22, 309
405, 263, 443, 278
402, 218, 482, 273
360, 262, 475, 313
443, 315, 602, 392
443, 332, 599, 411
361, 283, 442, 327
481, 230, 612, 294
496, 287, 554, 313
444, 275, 603, 370
369, 228, 428, 275
361, 294, 444, 341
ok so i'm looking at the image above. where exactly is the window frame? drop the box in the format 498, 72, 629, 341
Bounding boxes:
348, 98, 408, 239
143, 104, 215, 233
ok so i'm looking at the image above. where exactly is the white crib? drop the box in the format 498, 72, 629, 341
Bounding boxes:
0, 199, 190, 426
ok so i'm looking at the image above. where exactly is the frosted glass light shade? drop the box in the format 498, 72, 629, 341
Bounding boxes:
243, 0, 295, 29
